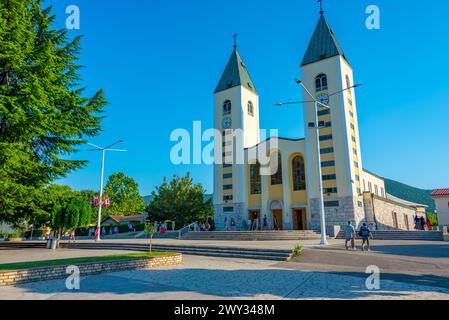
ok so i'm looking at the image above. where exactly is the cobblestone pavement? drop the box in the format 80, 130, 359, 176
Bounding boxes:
1, 253, 448, 300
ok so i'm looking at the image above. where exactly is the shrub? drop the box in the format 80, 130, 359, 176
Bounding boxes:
7, 230, 21, 239
293, 243, 303, 257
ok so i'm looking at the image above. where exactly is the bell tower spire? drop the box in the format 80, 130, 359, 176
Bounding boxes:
318, 0, 324, 15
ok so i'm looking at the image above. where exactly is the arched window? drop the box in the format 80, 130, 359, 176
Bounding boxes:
247, 101, 254, 116
250, 162, 261, 195
315, 74, 328, 92
292, 156, 306, 191
223, 100, 231, 115
270, 152, 283, 185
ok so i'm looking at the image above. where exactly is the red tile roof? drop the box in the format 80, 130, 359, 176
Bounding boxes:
431, 189, 449, 197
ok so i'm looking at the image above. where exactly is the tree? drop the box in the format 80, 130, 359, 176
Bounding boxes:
146, 173, 213, 227
103, 172, 145, 217
0, 0, 106, 224
47, 186, 91, 247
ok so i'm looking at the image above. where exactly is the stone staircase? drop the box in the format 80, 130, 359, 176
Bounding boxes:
61, 242, 292, 261
181, 231, 320, 241
0, 240, 293, 261
336, 230, 444, 241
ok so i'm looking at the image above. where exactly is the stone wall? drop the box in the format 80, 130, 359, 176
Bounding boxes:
214, 202, 245, 230
363, 193, 421, 231
0, 253, 182, 287
309, 196, 358, 230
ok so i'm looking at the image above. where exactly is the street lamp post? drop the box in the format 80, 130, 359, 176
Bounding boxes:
87, 140, 127, 241
276, 79, 361, 245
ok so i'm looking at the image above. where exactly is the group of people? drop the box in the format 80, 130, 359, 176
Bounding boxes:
415, 215, 431, 231
223, 214, 276, 231
193, 220, 212, 232
344, 221, 374, 252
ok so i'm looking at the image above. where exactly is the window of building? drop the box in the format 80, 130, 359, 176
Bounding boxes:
324, 200, 339, 207
375, 185, 379, 196
247, 101, 254, 116
223, 206, 234, 213
223, 195, 233, 201
353, 148, 358, 155
321, 161, 335, 167
348, 98, 353, 105
250, 162, 261, 195
358, 201, 363, 207
292, 156, 306, 191
223, 163, 232, 168
350, 123, 355, 130
270, 152, 283, 185
323, 187, 338, 194
315, 74, 328, 91
223, 184, 233, 190
322, 174, 337, 181
320, 147, 334, 154
355, 175, 360, 181
223, 173, 232, 179
349, 110, 354, 118
319, 134, 333, 141
381, 187, 385, 198
223, 100, 232, 115
351, 136, 356, 143
318, 109, 331, 116
354, 161, 359, 168
368, 182, 372, 193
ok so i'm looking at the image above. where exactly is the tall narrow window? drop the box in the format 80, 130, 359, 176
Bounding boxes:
270, 152, 283, 185
250, 162, 261, 195
346, 75, 351, 90
223, 100, 231, 115
315, 74, 328, 91
247, 101, 254, 116
292, 156, 306, 191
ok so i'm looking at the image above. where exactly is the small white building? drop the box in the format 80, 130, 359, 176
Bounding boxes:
431, 189, 449, 228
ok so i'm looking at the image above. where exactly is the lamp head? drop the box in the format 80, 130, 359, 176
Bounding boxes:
295, 78, 302, 84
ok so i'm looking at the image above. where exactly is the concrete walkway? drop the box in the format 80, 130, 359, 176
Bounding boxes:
0, 254, 448, 300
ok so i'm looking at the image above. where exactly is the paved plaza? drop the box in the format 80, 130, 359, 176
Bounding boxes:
1, 240, 449, 300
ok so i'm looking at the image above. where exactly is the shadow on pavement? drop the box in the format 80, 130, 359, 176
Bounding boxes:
8, 267, 448, 299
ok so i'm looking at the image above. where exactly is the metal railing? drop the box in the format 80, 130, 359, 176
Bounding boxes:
178, 222, 198, 240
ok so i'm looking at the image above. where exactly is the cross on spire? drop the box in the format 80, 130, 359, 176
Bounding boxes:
318, 0, 324, 15
233, 33, 238, 49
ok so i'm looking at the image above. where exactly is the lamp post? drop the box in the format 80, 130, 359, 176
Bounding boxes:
276, 79, 361, 245
87, 140, 127, 241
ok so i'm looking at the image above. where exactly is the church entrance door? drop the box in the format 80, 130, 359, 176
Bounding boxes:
272, 210, 283, 230
293, 209, 307, 230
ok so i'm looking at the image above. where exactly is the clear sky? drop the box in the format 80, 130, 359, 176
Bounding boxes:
51, 0, 449, 195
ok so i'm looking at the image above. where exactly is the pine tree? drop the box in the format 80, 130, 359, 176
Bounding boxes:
0, 0, 106, 224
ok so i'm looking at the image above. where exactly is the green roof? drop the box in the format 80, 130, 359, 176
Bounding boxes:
214, 48, 257, 94
301, 15, 348, 67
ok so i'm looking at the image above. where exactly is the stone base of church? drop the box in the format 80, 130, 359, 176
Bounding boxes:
214, 202, 246, 231
308, 196, 361, 230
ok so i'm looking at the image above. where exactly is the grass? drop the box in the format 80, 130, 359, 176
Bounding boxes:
0, 252, 174, 271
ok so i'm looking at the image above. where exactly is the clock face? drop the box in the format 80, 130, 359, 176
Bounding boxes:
317, 93, 330, 106
222, 117, 232, 129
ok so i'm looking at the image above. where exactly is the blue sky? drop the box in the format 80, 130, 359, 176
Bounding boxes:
52, 0, 449, 195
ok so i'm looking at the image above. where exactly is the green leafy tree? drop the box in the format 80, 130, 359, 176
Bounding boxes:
103, 172, 145, 217
146, 173, 213, 227
49, 188, 91, 247
0, 0, 106, 224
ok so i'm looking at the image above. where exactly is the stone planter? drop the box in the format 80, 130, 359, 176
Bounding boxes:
0, 253, 182, 287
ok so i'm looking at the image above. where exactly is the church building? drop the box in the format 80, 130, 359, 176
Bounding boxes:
212, 11, 426, 232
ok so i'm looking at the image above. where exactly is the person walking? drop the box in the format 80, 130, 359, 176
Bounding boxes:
263, 215, 268, 231
359, 223, 373, 252
419, 216, 426, 231
230, 218, 236, 231
344, 221, 356, 251
224, 217, 228, 231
